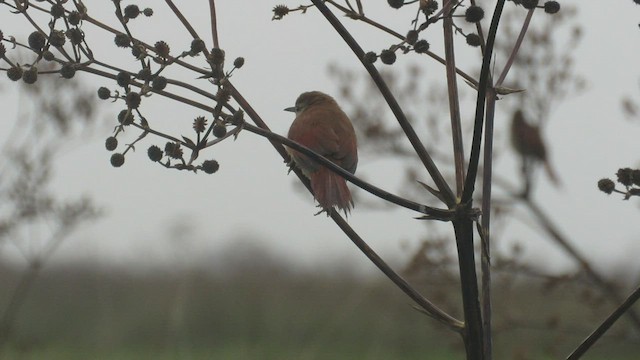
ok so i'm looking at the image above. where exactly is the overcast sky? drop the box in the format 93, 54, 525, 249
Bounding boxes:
1, 1, 639, 276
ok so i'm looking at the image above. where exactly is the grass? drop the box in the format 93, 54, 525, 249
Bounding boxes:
0, 255, 638, 359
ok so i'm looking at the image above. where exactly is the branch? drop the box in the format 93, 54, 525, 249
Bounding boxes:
311, 0, 456, 207
566, 285, 640, 360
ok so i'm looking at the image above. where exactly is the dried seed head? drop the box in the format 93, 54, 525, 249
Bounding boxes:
97, 87, 111, 100
388, 0, 404, 9
60, 63, 76, 79
414, 40, 430, 53
124, 5, 140, 19
126, 92, 141, 109
380, 49, 396, 65
28, 31, 46, 51
597, 179, 615, 195
363, 51, 378, 63
272, 5, 289, 20
105, 137, 118, 151
154, 41, 170, 57
22, 66, 38, 84
7, 66, 23, 81
151, 76, 167, 91
49, 30, 66, 47
193, 116, 207, 133
164, 142, 183, 160
114, 33, 131, 48
465, 6, 484, 23
466, 34, 481, 47
148, 145, 163, 162
201, 160, 220, 174
110, 153, 125, 167
543, 1, 560, 14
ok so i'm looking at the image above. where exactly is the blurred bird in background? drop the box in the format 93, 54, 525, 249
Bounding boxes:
511, 109, 560, 191
285, 91, 358, 215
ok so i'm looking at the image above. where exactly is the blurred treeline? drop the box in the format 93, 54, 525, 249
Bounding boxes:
1, 240, 638, 360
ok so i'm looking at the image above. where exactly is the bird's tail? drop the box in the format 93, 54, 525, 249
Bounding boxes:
310, 167, 353, 214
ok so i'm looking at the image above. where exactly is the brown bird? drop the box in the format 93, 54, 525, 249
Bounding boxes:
511, 109, 559, 185
285, 91, 358, 214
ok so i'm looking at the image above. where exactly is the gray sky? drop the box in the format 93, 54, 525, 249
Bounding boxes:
1, 1, 639, 275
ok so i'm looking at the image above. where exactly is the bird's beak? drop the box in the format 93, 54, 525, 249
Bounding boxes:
284, 106, 296, 112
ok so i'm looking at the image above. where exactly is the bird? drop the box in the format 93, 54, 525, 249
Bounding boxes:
285, 91, 358, 214
511, 109, 560, 185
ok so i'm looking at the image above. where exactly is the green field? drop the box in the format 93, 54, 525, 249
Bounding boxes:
1, 259, 638, 359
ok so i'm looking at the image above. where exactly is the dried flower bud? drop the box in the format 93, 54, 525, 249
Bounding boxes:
414, 39, 430, 53
193, 116, 207, 133
66, 28, 84, 45
597, 179, 615, 195
421, 0, 439, 15
50, 4, 65, 19
466, 34, 481, 47
126, 92, 141, 109
363, 51, 378, 63
49, 30, 66, 47
212, 121, 227, 138
28, 31, 46, 51
633, 169, 640, 187
272, 5, 289, 20
190, 38, 206, 54
105, 137, 118, 151
42, 50, 55, 61
388, 0, 404, 9
148, 145, 163, 162
97, 87, 111, 100
60, 63, 76, 79
201, 160, 220, 174
68, 11, 82, 26
209, 48, 225, 65
522, 0, 539, 10
137, 68, 152, 81
406, 30, 419, 45
118, 109, 134, 125
110, 153, 125, 167
544, 1, 560, 14
380, 49, 396, 65
143, 8, 154, 17
124, 5, 140, 19
165, 142, 183, 160
114, 33, 131, 48
151, 76, 167, 91
22, 66, 38, 84
233, 57, 245, 69
116, 71, 131, 87
7, 66, 23, 81
154, 41, 170, 58
465, 6, 484, 23
616, 168, 634, 187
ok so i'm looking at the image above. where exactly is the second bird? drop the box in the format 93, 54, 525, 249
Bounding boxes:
285, 91, 358, 214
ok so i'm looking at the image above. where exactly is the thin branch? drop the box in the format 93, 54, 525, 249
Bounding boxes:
311, 0, 456, 207
496, 8, 535, 87
566, 286, 640, 360
227, 82, 462, 332
461, 0, 506, 204
442, 2, 465, 197
243, 122, 454, 220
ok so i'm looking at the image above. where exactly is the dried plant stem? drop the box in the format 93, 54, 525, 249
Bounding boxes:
311, 0, 456, 207
443, 2, 465, 197
566, 286, 640, 360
